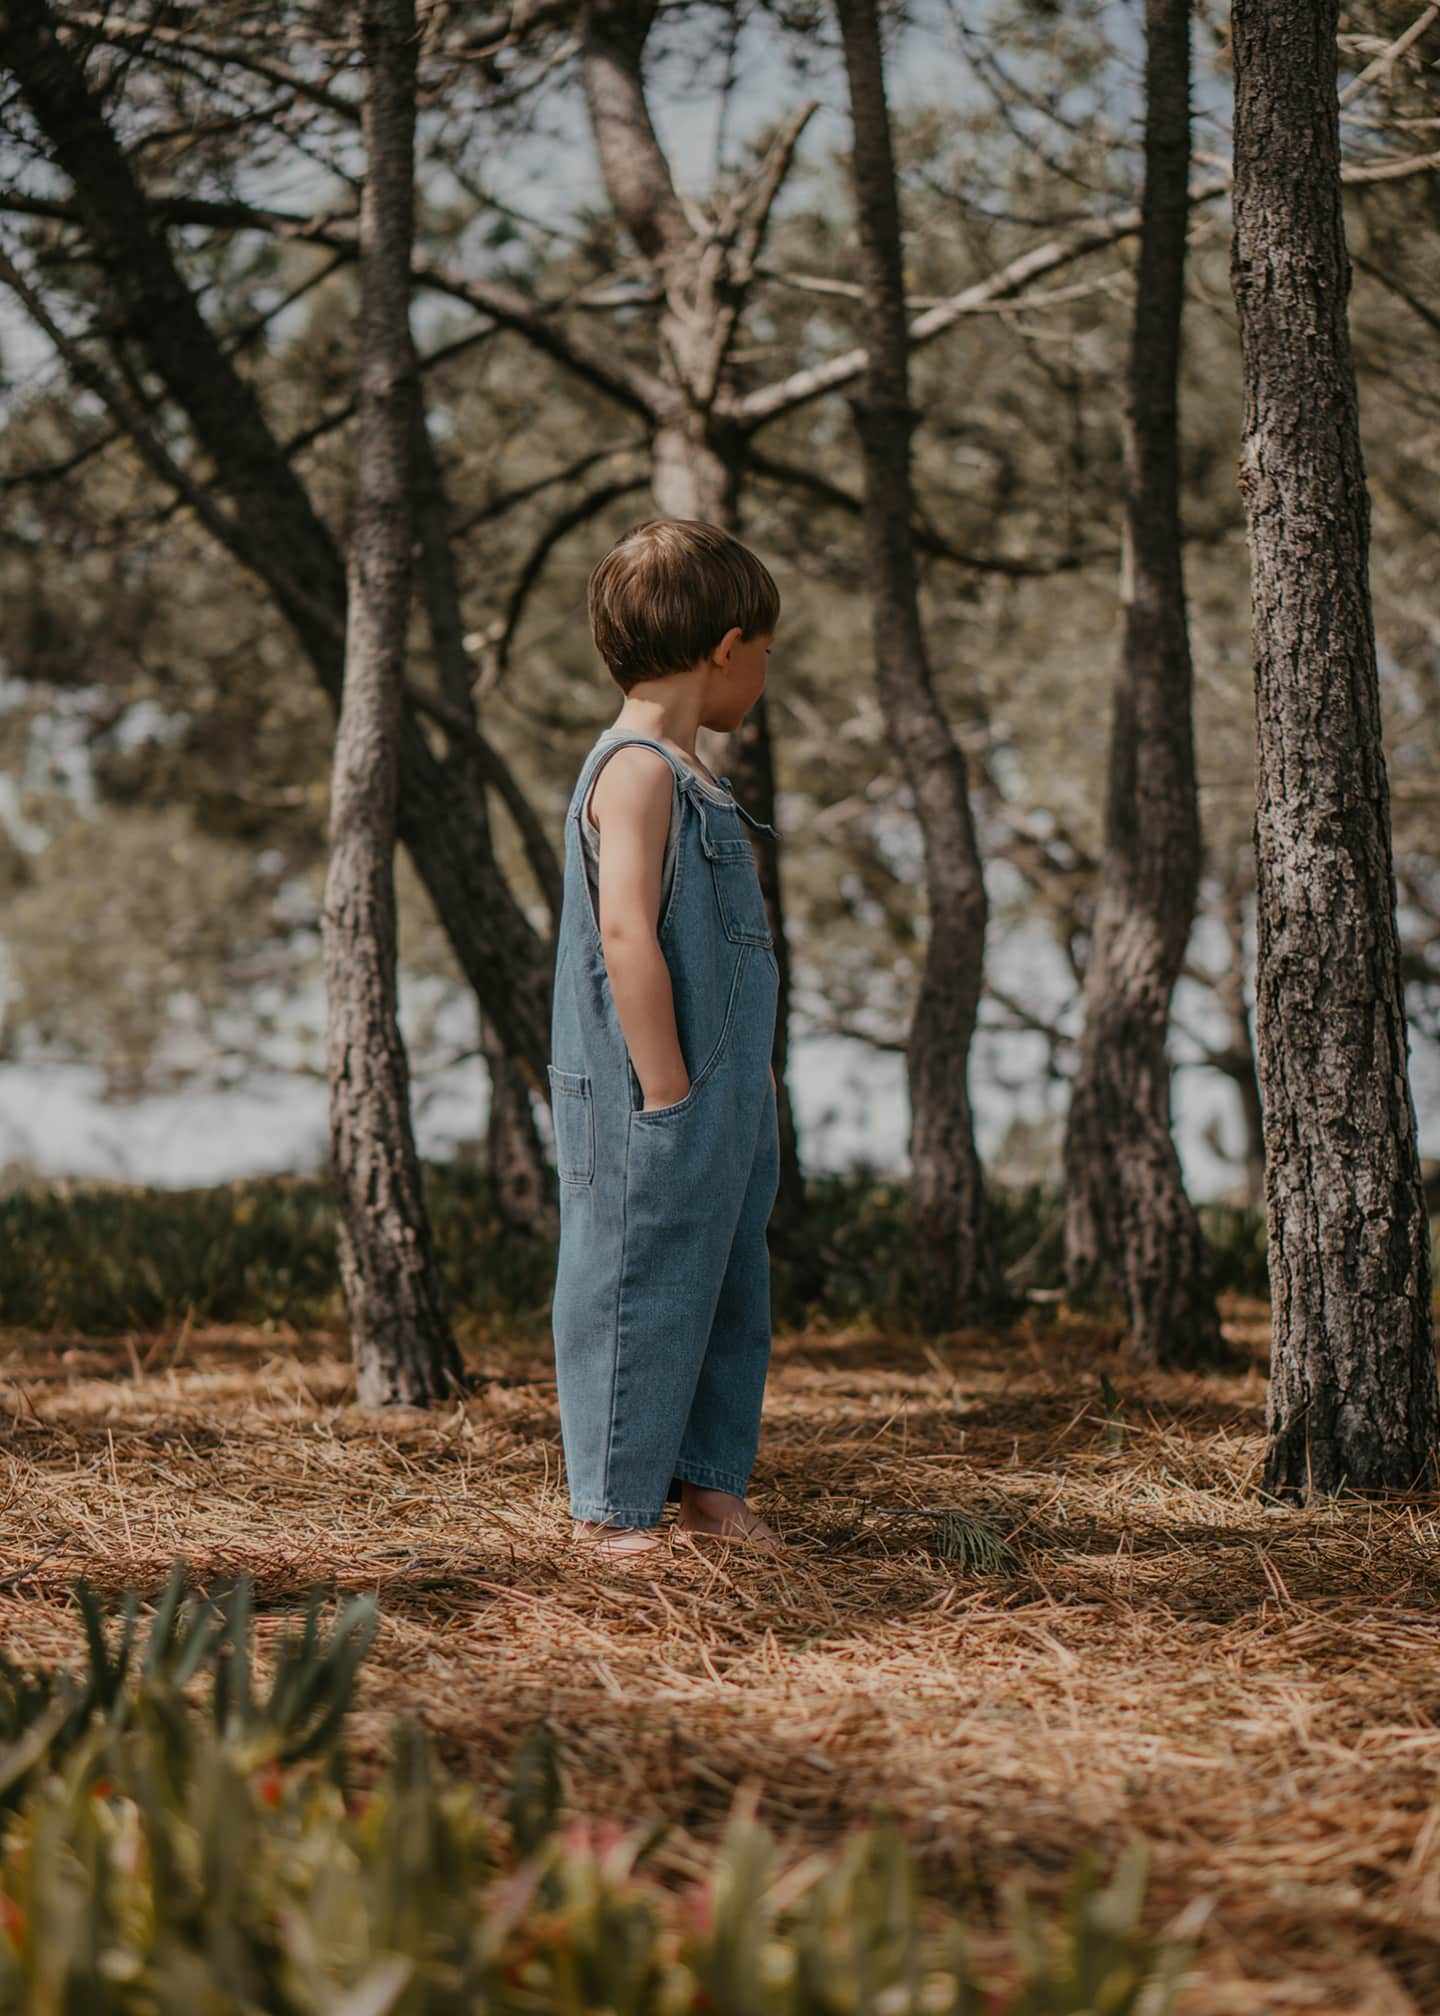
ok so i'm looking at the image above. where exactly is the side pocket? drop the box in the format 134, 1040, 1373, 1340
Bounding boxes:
547, 1066, 595, 1185
630, 947, 750, 1125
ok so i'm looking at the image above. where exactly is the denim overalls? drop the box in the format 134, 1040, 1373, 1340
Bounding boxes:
548, 732, 782, 1528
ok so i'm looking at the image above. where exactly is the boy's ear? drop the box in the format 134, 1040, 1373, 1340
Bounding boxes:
709, 625, 743, 668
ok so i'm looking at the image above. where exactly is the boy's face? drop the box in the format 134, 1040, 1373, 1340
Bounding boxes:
703, 628, 773, 730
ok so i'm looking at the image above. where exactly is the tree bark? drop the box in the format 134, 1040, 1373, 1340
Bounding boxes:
1231, 0, 1439, 1497
409, 393, 556, 1229
649, 424, 808, 1244
483, 1017, 559, 1238
578, 1, 810, 1242
2, 0, 553, 1089
323, 0, 461, 1408
834, 0, 999, 1328
1061, 0, 1224, 1366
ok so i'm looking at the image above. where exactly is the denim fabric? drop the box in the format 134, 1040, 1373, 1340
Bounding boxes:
548, 732, 782, 1527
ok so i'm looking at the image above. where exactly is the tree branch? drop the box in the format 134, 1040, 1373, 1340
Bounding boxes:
449, 437, 644, 538
744, 446, 1111, 576
489, 473, 650, 681
579, 0, 691, 266
59, 7, 361, 117
1341, 145, 1440, 182
402, 680, 563, 922
694, 98, 819, 404
0, 246, 260, 565
1338, 3, 1439, 107
0, 187, 667, 416
981, 981, 1074, 1052
1352, 251, 1440, 338
2, 247, 347, 495
729, 172, 1232, 432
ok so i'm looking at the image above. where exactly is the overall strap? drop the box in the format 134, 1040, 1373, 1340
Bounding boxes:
574, 733, 781, 839
726, 794, 782, 841
571, 732, 690, 823
572, 732, 722, 810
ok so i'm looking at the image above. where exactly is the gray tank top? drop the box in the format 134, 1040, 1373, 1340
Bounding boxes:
579, 727, 733, 917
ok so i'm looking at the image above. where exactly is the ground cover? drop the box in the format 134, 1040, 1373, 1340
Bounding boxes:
1, 1304, 1437, 2012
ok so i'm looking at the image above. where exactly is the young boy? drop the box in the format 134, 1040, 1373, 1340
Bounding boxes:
547, 519, 783, 1558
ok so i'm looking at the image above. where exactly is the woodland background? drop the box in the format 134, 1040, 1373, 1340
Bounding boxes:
2, 6, 1440, 2010
4, 0, 1437, 1214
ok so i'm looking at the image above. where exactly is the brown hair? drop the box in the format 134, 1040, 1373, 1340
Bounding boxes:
587, 519, 780, 690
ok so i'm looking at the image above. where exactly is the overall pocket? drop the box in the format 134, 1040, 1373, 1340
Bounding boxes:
547, 1066, 595, 1184
696, 799, 772, 947
628, 944, 751, 1122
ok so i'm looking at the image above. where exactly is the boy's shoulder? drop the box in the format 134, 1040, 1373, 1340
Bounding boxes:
586, 739, 681, 823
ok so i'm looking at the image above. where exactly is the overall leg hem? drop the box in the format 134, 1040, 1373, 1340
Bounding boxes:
673, 1462, 751, 1497
569, 1500, 667, 1529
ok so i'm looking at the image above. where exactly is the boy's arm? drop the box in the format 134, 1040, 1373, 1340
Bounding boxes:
591, 748, 690, 1111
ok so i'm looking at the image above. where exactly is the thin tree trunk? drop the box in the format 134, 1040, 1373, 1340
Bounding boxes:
410, 394, 556, 1228
834, 0, 999, 1328
1231, 0, 1439, 1497
1215, 882, 1266, 1211
651, 422, 807, 1244
577, 0, 813, 1246
1061, 0, 1224, 1366
483, 1016, 559, 1237
323, 0, 461, 1408
720, 688, 808, 1244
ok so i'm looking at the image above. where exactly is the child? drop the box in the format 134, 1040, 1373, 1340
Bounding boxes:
548, 519, 783, 1558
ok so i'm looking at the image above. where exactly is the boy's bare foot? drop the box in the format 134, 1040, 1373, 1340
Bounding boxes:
571, 1519, 661, 1558
674, 1486, 783, 1549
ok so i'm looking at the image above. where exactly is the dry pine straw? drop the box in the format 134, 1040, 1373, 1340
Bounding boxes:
2, 1304, 1440, 2013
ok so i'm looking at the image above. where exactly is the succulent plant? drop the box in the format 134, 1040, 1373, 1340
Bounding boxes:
0, 1567, 1194, 2016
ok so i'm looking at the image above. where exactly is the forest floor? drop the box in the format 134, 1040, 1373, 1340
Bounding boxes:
2, 1302, 1438, 2014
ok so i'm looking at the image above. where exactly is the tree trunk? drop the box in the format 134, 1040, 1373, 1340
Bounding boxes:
576, 0, 821, 1251
1061, 0, 1224, 1366
834, 0, 999, 1329
1215, 882, 1266, 1211
483, 1017, 559, 1237
1231, 0, 1439, 1497
651, 421, 807, 1244
720, 688, 809, 1247
410, 391, 557, 1229
323, 0, 462, 1409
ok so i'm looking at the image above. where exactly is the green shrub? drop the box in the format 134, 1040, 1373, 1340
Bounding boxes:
0, 1570, 1196, 2014
0, 1179, 344, 1333
769, 1174, 1063, 1331
0, 1563, 376, 1813
0, 1164, 556, 1336
1195, 1202, 1270, 1299
0, 1165, 1313, 1338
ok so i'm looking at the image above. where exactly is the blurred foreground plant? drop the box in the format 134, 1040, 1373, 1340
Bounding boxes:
0, 1568, 1197, 2014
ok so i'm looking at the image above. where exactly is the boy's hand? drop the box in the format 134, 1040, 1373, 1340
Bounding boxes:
642, 1077, 691, 1112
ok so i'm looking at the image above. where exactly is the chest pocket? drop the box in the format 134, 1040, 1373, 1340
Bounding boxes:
695, 796, 773, 948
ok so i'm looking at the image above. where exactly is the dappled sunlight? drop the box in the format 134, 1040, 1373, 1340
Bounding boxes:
3, 1312, 1439, 2010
